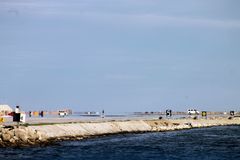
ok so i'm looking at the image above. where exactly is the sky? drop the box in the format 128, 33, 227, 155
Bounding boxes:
0, 0, 240, 113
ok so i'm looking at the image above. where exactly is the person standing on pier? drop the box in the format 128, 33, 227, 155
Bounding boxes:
101, 110, 105, 118
13, 106, 21, 127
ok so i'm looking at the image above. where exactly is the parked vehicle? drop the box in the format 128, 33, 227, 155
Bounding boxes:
58, 110, 67, 117
187, 109, 199, 115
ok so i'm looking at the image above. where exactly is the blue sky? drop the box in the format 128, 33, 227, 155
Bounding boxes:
0, 0, 240, 113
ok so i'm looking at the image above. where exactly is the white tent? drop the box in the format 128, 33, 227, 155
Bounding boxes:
0, 104, 13, 116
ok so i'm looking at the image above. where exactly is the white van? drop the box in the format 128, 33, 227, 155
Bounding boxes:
187, 109, 199, 115
58, 110, 67, 117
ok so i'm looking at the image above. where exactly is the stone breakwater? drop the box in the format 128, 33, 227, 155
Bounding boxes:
0, 117, 240, 147
0, 126, 48, 147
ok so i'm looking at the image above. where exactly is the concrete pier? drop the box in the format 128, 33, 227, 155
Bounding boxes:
0, 117, 240, 147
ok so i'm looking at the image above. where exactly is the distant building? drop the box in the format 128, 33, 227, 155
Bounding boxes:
0, 104, 13, 116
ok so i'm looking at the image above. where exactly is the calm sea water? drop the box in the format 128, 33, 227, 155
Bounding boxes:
1, 125, 240, 160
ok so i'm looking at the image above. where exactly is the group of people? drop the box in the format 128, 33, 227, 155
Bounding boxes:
28, 111, 44, 117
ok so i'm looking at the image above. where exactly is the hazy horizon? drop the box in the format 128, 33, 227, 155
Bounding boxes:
0, 0, 240, 113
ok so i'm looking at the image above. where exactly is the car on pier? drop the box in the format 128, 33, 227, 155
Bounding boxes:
58, 110, 68, 117
187, 109, 199, 115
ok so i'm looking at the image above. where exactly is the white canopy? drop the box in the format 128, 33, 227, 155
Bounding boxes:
0, 104, 13, 112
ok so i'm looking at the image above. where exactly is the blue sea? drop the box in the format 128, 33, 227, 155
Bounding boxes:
1, 125, 240, 160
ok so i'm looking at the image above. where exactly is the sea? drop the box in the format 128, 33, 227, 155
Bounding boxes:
0, 125, 239, 160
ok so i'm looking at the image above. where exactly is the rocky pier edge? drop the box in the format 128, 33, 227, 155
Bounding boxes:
0, 117, 240, 147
